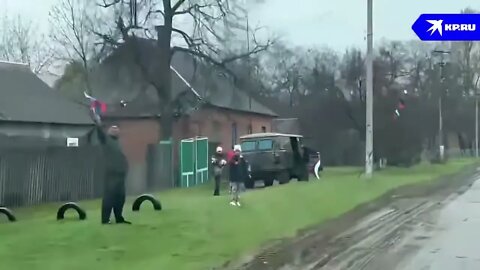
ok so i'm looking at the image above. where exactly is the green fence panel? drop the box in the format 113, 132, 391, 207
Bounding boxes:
180, 139, 194, 187
180, 137, 209, 188
195, 137, 209, 184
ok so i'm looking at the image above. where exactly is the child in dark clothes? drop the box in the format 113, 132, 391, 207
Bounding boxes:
229, 145, 250, 206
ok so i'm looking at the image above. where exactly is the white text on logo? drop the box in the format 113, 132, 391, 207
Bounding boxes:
444, 24, 476, 31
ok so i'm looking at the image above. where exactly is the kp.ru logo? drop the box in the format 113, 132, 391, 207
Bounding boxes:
426, 19, 476, 36
412, 14, 480, 41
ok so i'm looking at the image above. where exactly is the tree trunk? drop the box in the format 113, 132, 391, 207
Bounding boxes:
156, 12, 173, 140
160, 104, 174, 140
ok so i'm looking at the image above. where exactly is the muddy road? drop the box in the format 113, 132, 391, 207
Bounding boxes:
225, 165, 480, 270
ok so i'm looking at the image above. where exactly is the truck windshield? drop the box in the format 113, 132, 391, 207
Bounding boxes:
241, 141, 256, 152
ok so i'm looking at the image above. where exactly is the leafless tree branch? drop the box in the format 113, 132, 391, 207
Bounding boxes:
97, 0, 122, 8
174, 3, 208, 15
0, 15, 53, 74
172, 0, 187, 12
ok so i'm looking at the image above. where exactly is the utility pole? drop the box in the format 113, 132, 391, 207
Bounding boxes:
247, 14, 251, 110
476, 93, 478, 157
246, 6, 253, 134
475, 76, 480, 158
365, 0, 374, 177
432, 49, 450, 161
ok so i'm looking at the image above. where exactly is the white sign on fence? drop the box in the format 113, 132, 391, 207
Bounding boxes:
66, 137, 79, 147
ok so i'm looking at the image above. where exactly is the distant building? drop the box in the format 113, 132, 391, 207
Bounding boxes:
0, 61, 94, 147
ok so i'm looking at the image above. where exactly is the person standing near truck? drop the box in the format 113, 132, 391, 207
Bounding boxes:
226, 146, 236, 194
211, 146, 227, 196
229, 145, 250, 206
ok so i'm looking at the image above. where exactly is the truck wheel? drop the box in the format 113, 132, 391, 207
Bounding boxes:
298, 167, 309, 182
264, 178, 274, 187
277, 171, 290, 185
244, 178, 255, 189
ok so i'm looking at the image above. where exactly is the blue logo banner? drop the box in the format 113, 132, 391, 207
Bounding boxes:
412, 14, 480, 41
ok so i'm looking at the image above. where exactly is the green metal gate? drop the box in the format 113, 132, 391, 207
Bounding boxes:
180, 137, 209, 187
195, 137, 209, 185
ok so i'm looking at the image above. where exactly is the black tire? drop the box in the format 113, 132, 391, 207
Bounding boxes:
0, 207, 16, 222
264, 178, 274, 187
132, 194, 162, 212
277, 171, 290, 185
56, 202, 86, 221
298, 167, 310, 182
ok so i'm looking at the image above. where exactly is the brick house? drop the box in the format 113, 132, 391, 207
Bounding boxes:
66, 38, 276, 192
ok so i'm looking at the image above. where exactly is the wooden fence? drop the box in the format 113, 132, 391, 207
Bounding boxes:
0, 146, 105, 207
146, 142, 174, 190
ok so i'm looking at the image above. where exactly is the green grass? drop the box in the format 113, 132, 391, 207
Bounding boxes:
0, 159, 476, 270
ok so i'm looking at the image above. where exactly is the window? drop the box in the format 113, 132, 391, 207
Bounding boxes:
261, 126, 267, 133
258, 139, 273, 150
241, 141, 256, 152
277, 137, 291, 150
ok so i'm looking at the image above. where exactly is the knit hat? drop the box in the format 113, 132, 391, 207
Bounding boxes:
233, 144, 242, 152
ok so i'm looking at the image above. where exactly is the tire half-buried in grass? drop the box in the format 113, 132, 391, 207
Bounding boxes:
0, 207, 16, 222
56, 202, 87, 221
132, 194, 162, 211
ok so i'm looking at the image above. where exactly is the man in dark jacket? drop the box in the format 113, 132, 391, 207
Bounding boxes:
229, 145, 250, 206
95, 124, 131, 225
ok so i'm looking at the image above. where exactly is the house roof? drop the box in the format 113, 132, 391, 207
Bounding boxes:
240, 132, 303, 139
81, 38, 276, 118
0, 61, 93, 125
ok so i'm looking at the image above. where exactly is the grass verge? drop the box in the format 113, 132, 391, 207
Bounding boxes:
0, 159, 476, 270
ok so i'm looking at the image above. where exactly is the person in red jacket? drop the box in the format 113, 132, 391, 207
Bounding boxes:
226, 146, 236, 193
226, 146, 235, 162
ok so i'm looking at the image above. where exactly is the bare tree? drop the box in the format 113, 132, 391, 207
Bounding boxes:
49, 0, 106, 94
95, 0, 273, 139
0, 15, 53, 74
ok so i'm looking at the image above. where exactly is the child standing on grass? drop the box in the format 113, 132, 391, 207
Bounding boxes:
226, 146, 236, 194
229, 145, 249, 206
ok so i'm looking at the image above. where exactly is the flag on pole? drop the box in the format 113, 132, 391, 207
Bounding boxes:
393, 98, 406, 120
398, 99, 406, 110
84, 92, 107, 114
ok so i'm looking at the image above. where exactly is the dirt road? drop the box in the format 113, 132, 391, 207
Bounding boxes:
227, 165, 480, 270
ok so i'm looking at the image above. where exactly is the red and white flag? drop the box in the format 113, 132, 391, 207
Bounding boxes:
84, 92, 107, 115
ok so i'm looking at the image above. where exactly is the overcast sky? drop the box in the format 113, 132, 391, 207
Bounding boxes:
1, 0, 480, 51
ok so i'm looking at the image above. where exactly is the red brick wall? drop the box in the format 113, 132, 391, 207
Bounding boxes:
182, 107, 273, 149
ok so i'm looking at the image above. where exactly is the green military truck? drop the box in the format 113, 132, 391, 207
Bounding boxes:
239, 132, 309, 188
